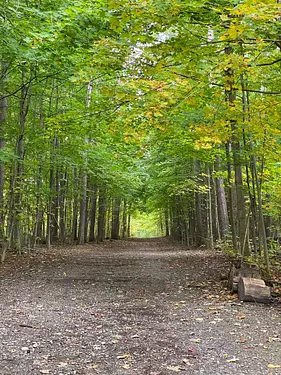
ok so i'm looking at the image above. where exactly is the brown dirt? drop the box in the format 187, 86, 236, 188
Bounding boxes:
0, 238, 281, 375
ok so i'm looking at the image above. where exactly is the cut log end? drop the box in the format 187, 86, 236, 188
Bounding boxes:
228, 262, 262, 293
238, 277, 271, 304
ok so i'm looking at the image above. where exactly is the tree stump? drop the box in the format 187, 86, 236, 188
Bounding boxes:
228, 262, 261, 292
238, 277, 271, 304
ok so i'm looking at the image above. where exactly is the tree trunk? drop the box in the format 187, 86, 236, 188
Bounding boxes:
215, 156, 229, 240
89, 184, 97, 242
78, 170, 88, 244
71, 168, 79, 243
111, 198, 121, 239
225, 45, 249, 255
233, 143, 250, 256
97, 187, 106, 243
207, 165, 214, 249
78, 81, 93, 244
59, 170, 66, 242
47, 167, 54, 249
194, 160, 203, 246
252, 154, 270, 270
51, 168, 59, 242
127, 209, 131, 238
121, 199, 127, 239
13, 65, 32, 251
164, 209, 170, 237
0, 61, 8, 240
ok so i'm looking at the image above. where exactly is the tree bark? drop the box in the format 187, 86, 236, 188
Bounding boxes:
13, 65, 32, 251
207, 165, 214, 249
111, 198, 121, 239
225, 45, 249, 255
71, 168, 79, 243
215, 156, 229, 240
78, 81, 92, 244
121, 199, 127, 239
238, 277, 271, 304
164, 209, 170, 237
89, 184, 97, 242
78, 170, 88, 244
194, 160, 203, 246
97, 187, 106, 243
0, 61, 8, 240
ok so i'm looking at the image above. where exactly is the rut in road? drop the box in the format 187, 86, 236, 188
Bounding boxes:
0, 238, 280, 375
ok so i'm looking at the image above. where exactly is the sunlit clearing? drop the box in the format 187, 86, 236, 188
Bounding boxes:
131, 211, 164, 238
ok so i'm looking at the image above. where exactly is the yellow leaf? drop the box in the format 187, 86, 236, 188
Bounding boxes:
227, 358, 239, 363
117, 354, 132, 360
123, 364, 131, 369
267, 337, 281, 342
268, 364, 281, 369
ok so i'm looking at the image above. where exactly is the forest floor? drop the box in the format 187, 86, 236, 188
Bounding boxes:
0, 238, 281, 375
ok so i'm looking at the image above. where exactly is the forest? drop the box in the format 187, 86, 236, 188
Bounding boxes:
1, 0, 281, 272
2, 2, 281, 374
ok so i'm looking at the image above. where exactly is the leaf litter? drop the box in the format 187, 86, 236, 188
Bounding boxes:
0, 238, 281, 374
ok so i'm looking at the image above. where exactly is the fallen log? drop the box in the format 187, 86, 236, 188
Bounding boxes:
238, 277, 271, 304
228, 262, 261, 292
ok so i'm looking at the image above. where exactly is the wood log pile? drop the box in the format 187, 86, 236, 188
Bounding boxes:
228, 261, 271, 304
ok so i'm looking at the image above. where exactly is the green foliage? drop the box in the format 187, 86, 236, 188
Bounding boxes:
131, 211, 163, 238
1, 0, 281, 260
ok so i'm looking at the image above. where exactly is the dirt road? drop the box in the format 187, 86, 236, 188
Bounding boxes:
0, 238, 280, 374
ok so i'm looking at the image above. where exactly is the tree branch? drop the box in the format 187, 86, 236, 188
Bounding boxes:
255, 58, 281, 67
171, 71, 281, 95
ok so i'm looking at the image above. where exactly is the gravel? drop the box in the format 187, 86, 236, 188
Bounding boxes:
0, 238, 281, 375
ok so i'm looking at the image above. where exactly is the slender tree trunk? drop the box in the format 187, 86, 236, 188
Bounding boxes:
225, 45, 249, 255
13, 65, 32, 251
51, 168, 59, 242
127, 211, 131, 238
164, 209, 170, 237
78, 81, 92, 244
232, 137, 250, 256
97, 187, 106, 243
207, 165, 214, 249
89, 184, 97, 242
194, 160, 203, 246
252, 155, 270, 270
212, 168, 220, 242
225, 142, 238, 250
111, 198, 121, 239
121, 199, 127, 239
71, 168, 79, 243
105, 198, 111, 238
59, 170, 66, 242
0, 61, 8, 240
78, 170, 87, 244
47, 167, 54, 249
33, 166, 43, 248
215, 156, 229, 240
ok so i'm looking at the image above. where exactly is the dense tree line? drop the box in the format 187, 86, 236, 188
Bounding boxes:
0, 1, 141, 258
1, 0, 281, 271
